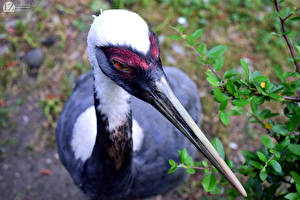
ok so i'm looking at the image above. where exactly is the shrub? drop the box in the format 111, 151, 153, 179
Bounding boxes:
169, 1, 300, 199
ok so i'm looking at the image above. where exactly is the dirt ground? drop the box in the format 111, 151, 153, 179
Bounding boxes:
0, 92, 86, 200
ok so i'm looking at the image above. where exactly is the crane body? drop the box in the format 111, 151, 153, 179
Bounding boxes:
56, 9, 247, 200
57, 68, 200, 199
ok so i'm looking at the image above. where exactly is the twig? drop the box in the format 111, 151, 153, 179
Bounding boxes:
207, 65, 222, 81
273, 0, 300, 73
287, 123, 300, 137
262, 153, 275, 172
189, 45, 222, 81
178, 163, 205, 170
283, 95, 300, 102
283, 7, 300, 21
247, 112, 277, 137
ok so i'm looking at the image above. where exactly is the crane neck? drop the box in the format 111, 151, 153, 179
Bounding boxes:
89, 64, 133, 173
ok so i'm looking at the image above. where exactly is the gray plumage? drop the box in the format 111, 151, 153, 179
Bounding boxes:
56, 67, 202, 199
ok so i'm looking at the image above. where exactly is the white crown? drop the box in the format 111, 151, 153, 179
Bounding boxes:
88, 9, 150, 55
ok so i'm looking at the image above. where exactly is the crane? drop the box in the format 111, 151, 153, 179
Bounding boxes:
56, 9, 247, 200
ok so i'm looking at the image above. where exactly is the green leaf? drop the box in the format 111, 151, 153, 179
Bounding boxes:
228, 107, 245, 116
261, 135, 274, 149
225, 80, 235, 95
226, 159, 236, 169
291, 171, 300, 193
297, 184, 300, 194
296, 107, 300, 115
219, 111, 230, 125
257, 151, 267, 162
178, 148, 194, 166
232, 99, 249, 107
219, 100, 228, 111
260, 169, 267, 181
291, 171, 300, 185
207, 45, 227, 58
169, 159, 176, 167
287, 115, 300, 131
202, 173, 217, 192
186, 168, 196, 174
276, 139, 290, 152
277, 7, 291, 19
252, 76, 269, 83
270, 160, 282, 173
207, 77, 219, 86
288, 144, 300, 156
196, 43, 207, 55
255, 85, 267, 96
223, 68, 238, 79
178, 26, 185, 33
240, 59, 249, 80
206, 70, 220, 87
271, 32, 281, 37
212, 138, 225, 159
169, 34, 182, 40
272, 124, 288, 136
186, 35, 196, 45
251, 161, 263, 169
274, 66, 284, 82
192, 28, 204, 39
284, 193, 300, 200
212, 56, 224, 71
260, 109, 280, 119
194, 162, 201, 167
242, 150, 257, 160
252, 96, 265, 105
268, 93, 283, 101
269, 84, 284, 94
210, 184, 222, 195
291, 16, 300, 21
250, 98, 259, 115
202, 161, 208, 167
239, 89, 251, 95
213, 87, 229, 102
168, 166, 178, 174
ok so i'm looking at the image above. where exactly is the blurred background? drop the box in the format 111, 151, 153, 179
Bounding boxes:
0, 0, 299, 199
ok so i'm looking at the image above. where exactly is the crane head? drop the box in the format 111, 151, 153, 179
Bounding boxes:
87, 9, 247, 197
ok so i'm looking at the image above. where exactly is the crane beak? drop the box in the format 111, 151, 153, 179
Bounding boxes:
148, 75, 247, 197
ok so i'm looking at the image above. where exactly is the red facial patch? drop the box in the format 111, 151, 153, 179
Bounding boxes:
103, 48, 149, 70
150, 32, 159, 58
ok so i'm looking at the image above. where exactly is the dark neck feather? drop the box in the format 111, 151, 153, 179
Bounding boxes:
91, 86, 133, 172
83, 87, 134, 199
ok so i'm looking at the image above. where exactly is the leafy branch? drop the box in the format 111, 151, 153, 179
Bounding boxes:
273, 0, 300, 72
171, 26, 300, 103
169, 139, 233, 195
169, 1, 300, 199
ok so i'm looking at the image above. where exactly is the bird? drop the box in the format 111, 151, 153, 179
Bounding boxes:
56, 9, 246, 200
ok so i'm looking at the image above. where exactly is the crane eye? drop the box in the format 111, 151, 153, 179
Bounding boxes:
112, 60, 129, 71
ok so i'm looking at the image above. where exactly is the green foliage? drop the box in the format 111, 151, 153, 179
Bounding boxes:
0, 108, 9, 132
40, 98, 63, 128
169, 0, 300, 198
168, 144, 228, 195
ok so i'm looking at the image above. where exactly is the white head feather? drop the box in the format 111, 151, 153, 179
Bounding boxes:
87, 9, 150, 54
